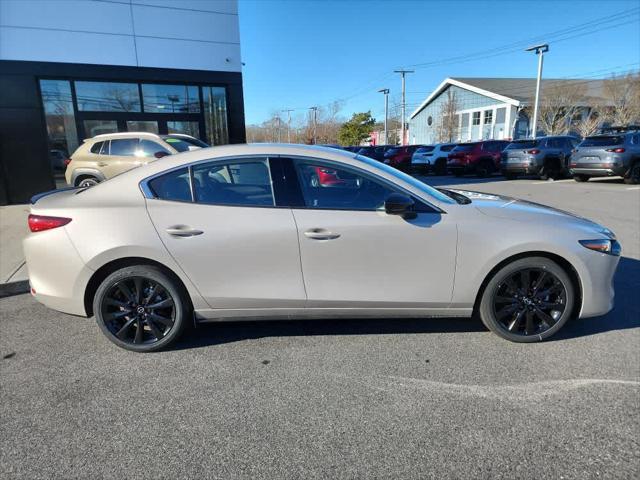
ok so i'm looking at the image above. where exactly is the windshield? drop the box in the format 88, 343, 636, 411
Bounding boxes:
162, 135, 208, 152
416, 146, 435, 153
580, 136, 624, 147
506, 140, 538, 149
355, 155, 456, 205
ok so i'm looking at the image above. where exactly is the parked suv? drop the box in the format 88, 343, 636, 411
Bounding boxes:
570, 127, 640, 184
411, 143, 457, 175
383, 145, 422, 171
501, 136, 579, 180
356, 145, 390, 162
65, 132, 207, 187
447, 140, 510, 177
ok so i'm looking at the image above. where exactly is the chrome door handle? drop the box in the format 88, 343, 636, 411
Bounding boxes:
97, 162, 108, 167
304, 228, 340, 240
166, 225, 203, 237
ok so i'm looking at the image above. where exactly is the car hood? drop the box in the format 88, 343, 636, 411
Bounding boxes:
451, 189, 607, 233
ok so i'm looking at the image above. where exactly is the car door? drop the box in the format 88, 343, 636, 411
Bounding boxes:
144, 157, 306, 309
100, 138, 145, 179
286, 157, 457, 308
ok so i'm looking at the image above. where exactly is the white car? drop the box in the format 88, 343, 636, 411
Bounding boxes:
24, 144, 620, 351
411, 143, 457, 175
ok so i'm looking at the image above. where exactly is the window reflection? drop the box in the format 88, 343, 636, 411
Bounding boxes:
203, 86, 229, 145
142, 84, 200, 113
75, 81, 141, 112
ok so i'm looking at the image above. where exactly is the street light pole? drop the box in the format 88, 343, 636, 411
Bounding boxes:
378, 88, 389, 145
309, 106, 318, 144
282, 109, 293, 143
526, 43, 549, 139
394, 69, 414, 145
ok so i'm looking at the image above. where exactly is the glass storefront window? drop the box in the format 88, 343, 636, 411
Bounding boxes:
127, 121, 159, 134
75, 81, 141, 112
40, 80, 79, 158
203, 86, 229, 145
142, 84, 199, 113
83, 120, 118, 138
167, 121, 200, 139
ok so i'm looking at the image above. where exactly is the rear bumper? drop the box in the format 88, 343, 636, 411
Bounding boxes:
23, 227, 92, 317
570, 167, 625, 177
501, 163, 542, 175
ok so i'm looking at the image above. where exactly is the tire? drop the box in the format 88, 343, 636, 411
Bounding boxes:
623, 162, 640, 185
76, 176, 100, 188
434, 158, 447, 175
478, 257, 575, 343
540, 159, 560, 181
93, 265, 191, 352
476, 159, 494, 178
573, 175, 590, 182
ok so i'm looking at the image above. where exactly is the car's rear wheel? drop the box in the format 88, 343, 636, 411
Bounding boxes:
478, 257, 575, 342
76, 176, 100, 188
573, 174, 590, 182
623, 162, 640, 185
93, 265, 190, 352
540, 159, 561, 180
476, 159, 494, 178
434, 158, 447, 175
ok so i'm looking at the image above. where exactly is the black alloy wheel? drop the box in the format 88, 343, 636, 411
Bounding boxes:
476, 159, 494, 178
540, 160, 561, 181
479, 257, 575, 342
94, 266, 189, 352
492, 268, 567, 337
624, 162, 640, 185
434, 158, 447, 175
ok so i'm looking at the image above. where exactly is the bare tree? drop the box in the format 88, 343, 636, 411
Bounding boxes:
436, 89, 459, 142
527, 82, 586, 136
604, 73, 640, 126
573, 105, 609, 138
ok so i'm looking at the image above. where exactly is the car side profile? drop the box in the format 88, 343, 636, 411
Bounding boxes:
25, 144, 620, 352
501, 136, 579, 180
65, 132, 208, 187
383, 145, 422, 171
447, 140, 510, 177
570, 128, 640, 184
411, 142, 457, 175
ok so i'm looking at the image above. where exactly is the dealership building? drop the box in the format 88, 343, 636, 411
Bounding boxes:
0, 0, 245, 205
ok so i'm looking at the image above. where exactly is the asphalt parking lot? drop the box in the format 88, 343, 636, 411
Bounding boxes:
1, 175, 639, 479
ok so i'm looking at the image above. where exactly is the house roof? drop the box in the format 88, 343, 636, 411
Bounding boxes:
410, 77, 609, 119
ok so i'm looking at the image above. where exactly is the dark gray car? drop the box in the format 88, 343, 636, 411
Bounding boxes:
501, 136, 579, 180
570, 128, 640, 184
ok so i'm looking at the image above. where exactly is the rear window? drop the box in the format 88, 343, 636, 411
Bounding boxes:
580, 136, 624, 147
452, 144, 478, 152
416, 146, 435, 153
506, 140, 538, 149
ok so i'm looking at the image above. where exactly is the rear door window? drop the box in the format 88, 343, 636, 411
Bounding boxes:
148, 167, 192, 202
109, 138, 139, 156
192, 159, 274, 207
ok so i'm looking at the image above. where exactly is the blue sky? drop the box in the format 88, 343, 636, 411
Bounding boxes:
238, 0, 640, 125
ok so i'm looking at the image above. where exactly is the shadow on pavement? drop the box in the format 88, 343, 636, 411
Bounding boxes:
174, 256, 640, 350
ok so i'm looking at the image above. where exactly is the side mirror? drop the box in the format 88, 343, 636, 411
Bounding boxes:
154, 151, 169, 159
385, 193, 415, 217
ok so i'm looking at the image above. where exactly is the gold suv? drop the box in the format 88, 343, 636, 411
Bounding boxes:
65, 132, 207, 187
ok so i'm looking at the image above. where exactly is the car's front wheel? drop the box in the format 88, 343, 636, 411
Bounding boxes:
623, 162, 640, 185
478, 257, 575, 342
93, 265, 190, 352
573, 174, 590, 182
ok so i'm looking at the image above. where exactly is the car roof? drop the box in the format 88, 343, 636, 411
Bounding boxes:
87, 131, 163, 142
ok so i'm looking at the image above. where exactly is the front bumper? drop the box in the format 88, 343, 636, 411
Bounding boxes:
576, 247, 620, 318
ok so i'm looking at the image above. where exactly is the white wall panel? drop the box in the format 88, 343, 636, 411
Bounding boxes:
0, 0, 241, 72
132, 4, 239, 44
132, 0, 238, 15
135, 36, 241, 71
0, 26, 138, 65
0, 0, 134, 36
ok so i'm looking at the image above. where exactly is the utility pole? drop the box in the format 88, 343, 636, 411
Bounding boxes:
309, 106, 318, 144
394, 69, 414, 145
378, 88, 390, 145
282, 109, 294, 143
276, 116, 281, 143
525, 43, 548, 139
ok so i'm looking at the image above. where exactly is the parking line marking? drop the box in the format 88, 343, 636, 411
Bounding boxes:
531, 179, 573, 185
626, 186, 640, 190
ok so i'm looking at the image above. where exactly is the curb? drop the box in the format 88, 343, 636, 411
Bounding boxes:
0, 280, 30, 299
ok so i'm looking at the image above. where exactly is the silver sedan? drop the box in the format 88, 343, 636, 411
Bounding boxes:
24, 144, 621, 351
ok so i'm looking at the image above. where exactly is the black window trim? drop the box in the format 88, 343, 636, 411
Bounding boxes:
281, 155, 444, 214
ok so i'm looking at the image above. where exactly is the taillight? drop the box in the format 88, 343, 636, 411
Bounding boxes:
64, 158, 72, 166
527, 149, 541, 154
605, 148, 625, 153
28, 214, 71, 232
